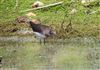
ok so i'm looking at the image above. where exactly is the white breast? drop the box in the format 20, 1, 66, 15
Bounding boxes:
33, 32, 46, 39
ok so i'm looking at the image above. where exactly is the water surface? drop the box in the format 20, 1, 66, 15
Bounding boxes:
0, 36, 100, 70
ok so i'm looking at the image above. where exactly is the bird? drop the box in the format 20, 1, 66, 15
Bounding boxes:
27, 19, 56, 44
16, 17, 56, 43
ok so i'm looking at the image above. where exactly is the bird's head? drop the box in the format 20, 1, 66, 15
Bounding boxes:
26, 19, 41, 25
31, 19, 41, 24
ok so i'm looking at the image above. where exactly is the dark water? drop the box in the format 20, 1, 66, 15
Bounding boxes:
0, 36, 100, 70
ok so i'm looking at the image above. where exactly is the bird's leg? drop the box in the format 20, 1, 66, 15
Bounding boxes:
34, 36, 36, 38
40, 39, 42, 44
43, 38, 46, 44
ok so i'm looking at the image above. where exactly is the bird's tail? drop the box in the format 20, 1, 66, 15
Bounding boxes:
50, 30, 56, 36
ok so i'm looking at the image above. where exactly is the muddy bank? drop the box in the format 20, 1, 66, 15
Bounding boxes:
0, 21, 99, 38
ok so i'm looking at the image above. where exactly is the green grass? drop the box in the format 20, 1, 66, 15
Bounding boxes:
0, 0, 100, 37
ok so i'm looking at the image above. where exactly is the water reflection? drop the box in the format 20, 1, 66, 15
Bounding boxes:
0, 36, 100, 70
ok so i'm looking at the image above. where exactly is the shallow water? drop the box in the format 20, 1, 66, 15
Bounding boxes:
0, 36, 100, 70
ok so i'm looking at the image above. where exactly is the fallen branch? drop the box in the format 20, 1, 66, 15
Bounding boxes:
20, 1, 63, 13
